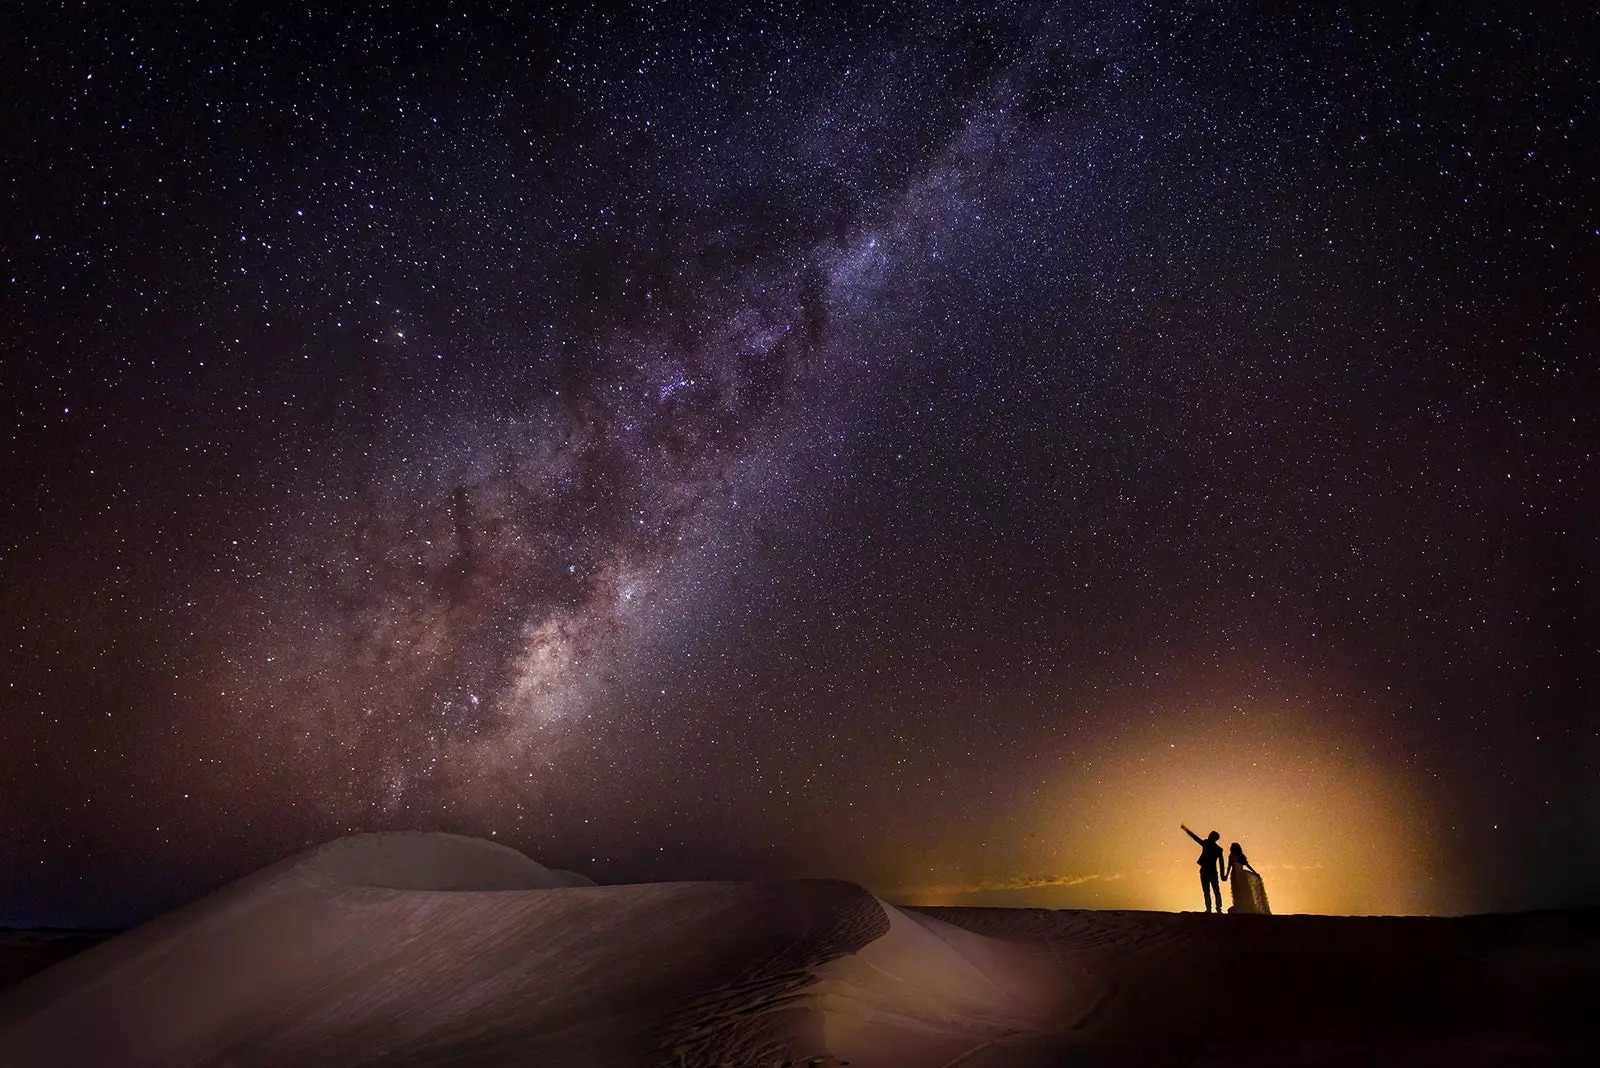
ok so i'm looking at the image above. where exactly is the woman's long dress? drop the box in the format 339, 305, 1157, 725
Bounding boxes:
1228, 866, 1271, 914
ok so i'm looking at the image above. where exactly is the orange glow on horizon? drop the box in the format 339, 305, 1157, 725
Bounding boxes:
880, 694, 1446, 916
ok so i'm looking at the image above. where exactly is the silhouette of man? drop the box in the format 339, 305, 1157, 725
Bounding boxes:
1181, 824, 1225, 913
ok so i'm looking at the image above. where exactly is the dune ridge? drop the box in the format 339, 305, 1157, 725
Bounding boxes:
303, 830, 596, 891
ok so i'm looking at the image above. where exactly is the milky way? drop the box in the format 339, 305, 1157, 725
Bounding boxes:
4, 3, 1596, 923
222, 18, 1137, 813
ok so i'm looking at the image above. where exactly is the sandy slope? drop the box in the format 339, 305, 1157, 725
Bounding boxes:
1, 834, 1595, 1066
0, 833, 1098, 1067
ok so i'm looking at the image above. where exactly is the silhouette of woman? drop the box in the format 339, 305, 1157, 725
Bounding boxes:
1224, 842, 1271, 914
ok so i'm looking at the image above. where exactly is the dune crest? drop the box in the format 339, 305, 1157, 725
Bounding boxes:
302, 830, 595, 891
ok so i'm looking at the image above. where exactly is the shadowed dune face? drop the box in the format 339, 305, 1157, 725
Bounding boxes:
1, 835, 1596, 1067
911, 906, 1600, 1065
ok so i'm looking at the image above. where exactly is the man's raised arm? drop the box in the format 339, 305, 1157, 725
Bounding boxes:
1180, 824, 1203, 845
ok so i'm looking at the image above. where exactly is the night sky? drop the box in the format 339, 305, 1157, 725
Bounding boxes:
4, 2, 1596, 926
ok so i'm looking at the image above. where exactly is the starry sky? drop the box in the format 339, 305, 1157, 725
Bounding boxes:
3, 1, 1596, 925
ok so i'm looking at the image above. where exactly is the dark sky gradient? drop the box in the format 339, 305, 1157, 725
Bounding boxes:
3, 1, 1596, 925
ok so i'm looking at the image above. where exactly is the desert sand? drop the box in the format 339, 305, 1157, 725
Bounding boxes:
1, 832, 1595, 1066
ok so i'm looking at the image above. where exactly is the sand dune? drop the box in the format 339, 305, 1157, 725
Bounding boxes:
0, 833, 1092, 1066
1, 834, 1595, 1066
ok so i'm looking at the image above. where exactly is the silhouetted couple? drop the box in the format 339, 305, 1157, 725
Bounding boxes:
1181, 824, 1270, 914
